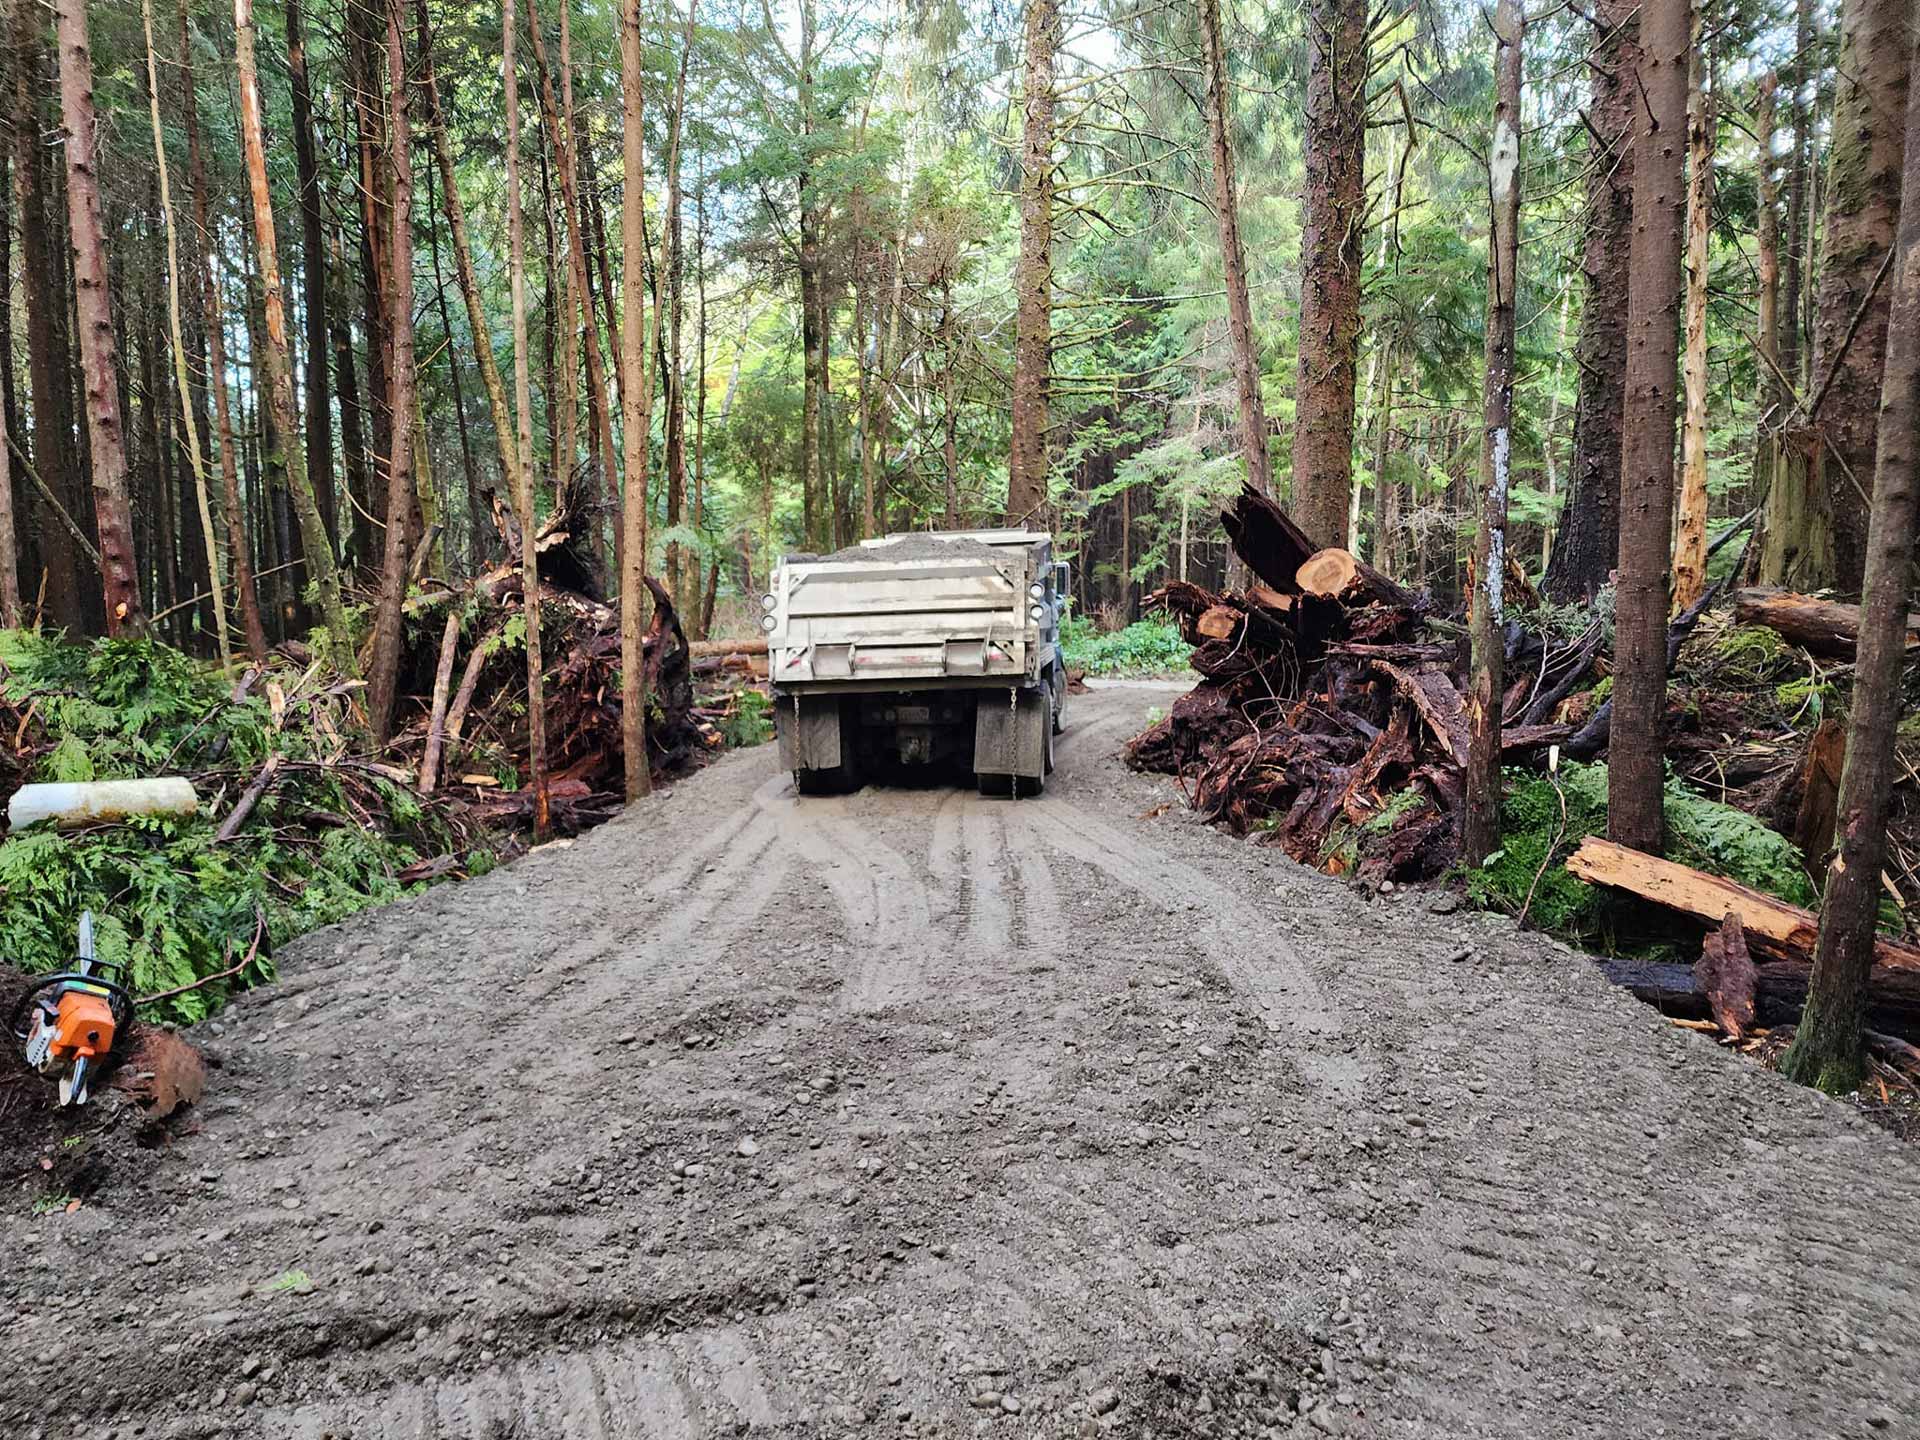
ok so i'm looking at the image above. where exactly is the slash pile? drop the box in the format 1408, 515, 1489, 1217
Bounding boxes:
1125, 486, 1572, 882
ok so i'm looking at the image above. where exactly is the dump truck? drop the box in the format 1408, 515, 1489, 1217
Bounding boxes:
763, 530, 1069, 795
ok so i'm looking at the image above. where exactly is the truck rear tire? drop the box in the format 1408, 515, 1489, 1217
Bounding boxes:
795, 764, 858, 796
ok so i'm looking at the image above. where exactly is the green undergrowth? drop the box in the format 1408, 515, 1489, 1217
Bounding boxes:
0, 630, 487, 1025
1463, 761, 1814, 957
1060, 615, 1193, 676
720, 687, 774, 748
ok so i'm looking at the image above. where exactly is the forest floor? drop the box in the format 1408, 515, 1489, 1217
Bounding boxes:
4, 682, 1918, 1439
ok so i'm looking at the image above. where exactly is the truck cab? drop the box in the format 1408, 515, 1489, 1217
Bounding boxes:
763, 530, 1068, 795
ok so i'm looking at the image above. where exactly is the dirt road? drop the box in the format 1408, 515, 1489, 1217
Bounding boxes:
5, 682, 1918, 1439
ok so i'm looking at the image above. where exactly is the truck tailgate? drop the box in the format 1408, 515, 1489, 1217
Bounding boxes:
773, 556, 1028, 684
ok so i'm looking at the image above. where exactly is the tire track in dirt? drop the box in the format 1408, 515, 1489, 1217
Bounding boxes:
275, 1323, 787, 1439
1011, 801, 1366, 1102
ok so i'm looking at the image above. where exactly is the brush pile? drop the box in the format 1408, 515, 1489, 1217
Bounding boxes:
1125, 486, 1578, 882
389, 486, 710, 832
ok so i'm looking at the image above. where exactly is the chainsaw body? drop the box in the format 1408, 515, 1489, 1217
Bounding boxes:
12, 912, 131, 1106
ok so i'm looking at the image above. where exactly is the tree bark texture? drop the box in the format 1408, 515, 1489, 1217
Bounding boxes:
1779, 0, 1813, 393
1007, 0, 1059, 524
1290, 0, 1367, 549
53, 0, 143, 632
1754, 72, 1783, 513
234, 0, 355, 669
1607, 0, 1690, 854
1465, 0, 1523, 867
180, 0, 269, 661
420, 15, 519, 493
619, 0, 653, 800
1200, 0, 1273, 499
1545, 0, 1636, 603
525, 0, 615, 589
1672, 13, 1713, 613
367, 0, 419, 747
505, 0, 550, 838
12, 0, 87, 631
1807, 0, 1911, 594
285, 0, 335, 551
141, 0, 231, 667
1782, 23, 1920, 1095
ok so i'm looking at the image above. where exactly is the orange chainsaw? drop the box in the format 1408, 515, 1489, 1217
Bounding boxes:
12, 912, 131, 1107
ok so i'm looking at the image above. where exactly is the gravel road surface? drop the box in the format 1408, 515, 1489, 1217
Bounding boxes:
4, 682, 1917, 1439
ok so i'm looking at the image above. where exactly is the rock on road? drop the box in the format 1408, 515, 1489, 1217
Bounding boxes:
4, 683, 1918, 1439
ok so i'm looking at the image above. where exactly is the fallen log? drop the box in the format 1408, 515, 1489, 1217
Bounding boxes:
1732, 585, 1920, 658
1566, 836, 1920, 974
1601, 955, 1920, 1038
689, 636, 768, 658
1297, 547, 1418, 610
1196, 605, 1241, 641
1220, 484, 1319, 596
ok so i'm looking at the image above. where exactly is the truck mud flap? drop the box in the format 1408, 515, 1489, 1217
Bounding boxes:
777, 695, 844, 772
974, 688, 1047, 782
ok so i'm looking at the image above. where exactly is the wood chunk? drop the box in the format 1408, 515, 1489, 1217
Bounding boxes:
1297, 547, 1362, 598
1694, 913, 1758, 1038
1567, 836, 1920, 973
112, 1030, 207, 1119
1791, 718, 1846, 863
1247, 582, 1294, 612
689, 637, 769, 658
1296, 546, 1419, 609
1732, 585, 1920, 658
1196, 605, 1241, 641
1370, 659, 1471, 767
1220, 484, 1319, 595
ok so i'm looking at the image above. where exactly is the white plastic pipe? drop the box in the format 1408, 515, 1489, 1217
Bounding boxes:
8, 777, 200, 831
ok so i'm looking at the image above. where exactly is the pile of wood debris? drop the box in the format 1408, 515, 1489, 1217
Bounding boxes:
1125, 486, 1571, 882
387, 488, 715, 835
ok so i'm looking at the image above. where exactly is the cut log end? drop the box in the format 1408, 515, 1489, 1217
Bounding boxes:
1297, 547, 1361, 599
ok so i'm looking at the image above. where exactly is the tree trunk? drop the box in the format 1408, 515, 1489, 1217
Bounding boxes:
1779, 0, 1813, 394
235, 0, 355, 669
12, 0, 86, 631
1199, 0, 1272, 500
658, 8, 696, 605
1465, 0, 1523, 867
619, 0, 653, 801
140, 0, 231, 668
285, 0, 335, 552
367, 0, 419, 745
505, 0, 549, 837
0, 325, 14, 624
1671, 12, 1713, 613
1007, 0, 1058, 524
1369, 354, 1395, 573
347, 0, 391, 564
1753, 71, 1783, 513
53, 0, 142, 633
1544, 0, 1637, 602
525, 0, 615, 593
329, 235, 374, 559
1806, 0, 1911, 594
942, 280, 960, 528
420, 7, 519, 532
423, 157, 481, 574
1608, 0, 1690, 854
179, 0, 268, 661
1290, 0, 1367, 549
1782, 27, 1920, 1094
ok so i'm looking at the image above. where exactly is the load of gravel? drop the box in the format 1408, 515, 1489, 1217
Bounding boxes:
817, 532, 1034, 564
